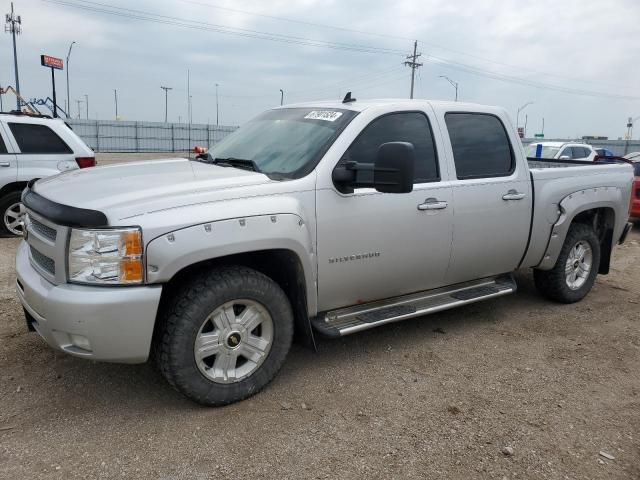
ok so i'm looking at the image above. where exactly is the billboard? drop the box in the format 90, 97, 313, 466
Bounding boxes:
40, 55, 64, 70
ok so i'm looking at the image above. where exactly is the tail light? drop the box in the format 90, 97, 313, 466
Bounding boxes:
75, 157, 96, 168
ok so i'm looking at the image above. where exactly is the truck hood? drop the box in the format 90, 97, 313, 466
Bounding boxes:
33, 158, 274, 221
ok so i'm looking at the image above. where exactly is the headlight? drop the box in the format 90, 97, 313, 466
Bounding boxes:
68, 227, 144, 285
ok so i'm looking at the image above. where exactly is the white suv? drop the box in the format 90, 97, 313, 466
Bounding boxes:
525, 141, 596, 161
0, 112, 95, 236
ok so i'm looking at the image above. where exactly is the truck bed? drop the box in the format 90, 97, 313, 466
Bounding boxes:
521, 158, 633, 269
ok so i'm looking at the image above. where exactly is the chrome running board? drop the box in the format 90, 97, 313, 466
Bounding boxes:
312, 275, 516, 337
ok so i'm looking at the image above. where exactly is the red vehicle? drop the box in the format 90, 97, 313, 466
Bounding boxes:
631, 161, 640, 218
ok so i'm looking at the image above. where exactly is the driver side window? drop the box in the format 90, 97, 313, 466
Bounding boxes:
343, 112, 440, 184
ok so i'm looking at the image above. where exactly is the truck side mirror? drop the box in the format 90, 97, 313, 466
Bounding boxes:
559, 155, 571, 160
373, 142, 415, 194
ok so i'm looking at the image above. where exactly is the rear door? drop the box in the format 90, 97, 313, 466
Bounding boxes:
0, 122, 18, 189
440, 111, 532, 284
6, 120, 77, 180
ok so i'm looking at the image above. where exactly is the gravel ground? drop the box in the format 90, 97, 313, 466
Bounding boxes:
0, 211, 639, 478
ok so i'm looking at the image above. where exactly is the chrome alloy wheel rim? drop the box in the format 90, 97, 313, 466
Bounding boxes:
4, 202, 25, 236
564, 241, 593, 290
194, 299, 274, 384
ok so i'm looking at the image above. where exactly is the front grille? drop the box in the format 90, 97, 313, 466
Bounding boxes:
30, 216, 57, 241
30, 246, 55, 275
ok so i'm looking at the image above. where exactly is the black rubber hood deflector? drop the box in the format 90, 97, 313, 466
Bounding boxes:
22, 179, 108, 228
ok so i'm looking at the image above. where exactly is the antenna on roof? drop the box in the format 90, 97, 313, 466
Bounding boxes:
342, 91, 356, 104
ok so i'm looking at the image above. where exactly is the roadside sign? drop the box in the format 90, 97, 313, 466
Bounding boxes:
40, 54, 63, 118
534, 133, 544, 138
40, 55, 64, 70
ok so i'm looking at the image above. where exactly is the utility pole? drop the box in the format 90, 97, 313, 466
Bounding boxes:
215, 83, 219, 125
404, 40, 422, 99
5, 2, 22, 110
0, 86, 3, 112
84, 94, 89, 119
516, 101, 533, 128
75, 99, 83, 119
279, 88, 284, 106
160, 86, 172, 122
114, 89, 118, 119
66, 41, 76, 119
439, 75, 458, 101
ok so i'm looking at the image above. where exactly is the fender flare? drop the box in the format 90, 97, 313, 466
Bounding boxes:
536, 186, 621, 270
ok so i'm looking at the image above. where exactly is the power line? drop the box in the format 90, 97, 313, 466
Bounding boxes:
42, 0, 406, 55
41, 0, 640, 102
178, 0, 636, 91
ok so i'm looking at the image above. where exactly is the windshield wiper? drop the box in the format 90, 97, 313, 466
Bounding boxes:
213, 157, 261, 173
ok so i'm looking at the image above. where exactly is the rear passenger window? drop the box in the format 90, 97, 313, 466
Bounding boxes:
8, 123, 72, 154
0, 134, 7, 154
345, 112, 439, 183
445, 113, 514, 179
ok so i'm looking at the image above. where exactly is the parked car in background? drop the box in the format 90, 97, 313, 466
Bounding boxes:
15, 99, 633, 406
629, 158, 640, 218
525, 141, 596, 161
594, 148, 616, 158
624, 152, 640, 162
0, 112, 95, 236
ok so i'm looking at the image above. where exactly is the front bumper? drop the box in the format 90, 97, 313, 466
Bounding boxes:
15, 241, 162, 363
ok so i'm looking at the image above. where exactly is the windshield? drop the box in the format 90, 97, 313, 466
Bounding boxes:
206, 108, 358, 179
525, 144, 561, 158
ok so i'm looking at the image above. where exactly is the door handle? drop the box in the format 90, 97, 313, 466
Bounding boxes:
0, 162, 11, 167
502, 190, 526, 201
418, 198, 448, 211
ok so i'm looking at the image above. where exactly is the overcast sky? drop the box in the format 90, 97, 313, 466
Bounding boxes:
2, 0, 639, 138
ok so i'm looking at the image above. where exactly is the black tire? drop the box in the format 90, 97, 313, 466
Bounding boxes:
534, 223, 600, 303
154, 266, 294, 406
0, 191, 24, 237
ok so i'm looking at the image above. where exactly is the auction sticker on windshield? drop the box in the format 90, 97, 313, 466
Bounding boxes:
304, 111, 343, 122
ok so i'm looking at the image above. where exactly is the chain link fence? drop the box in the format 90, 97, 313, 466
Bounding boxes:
66, 119, 238, 153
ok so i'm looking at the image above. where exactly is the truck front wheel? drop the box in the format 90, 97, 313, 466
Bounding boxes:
533, 223, 600, 303
155, 266, 294, 406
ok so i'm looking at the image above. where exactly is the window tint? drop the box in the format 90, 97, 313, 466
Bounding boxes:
578, 147, 591, 158
8, 123, 72, 154
445, 113, 514, 179
0, 133, 7, 154
345, 112, 439, 183
559, 147, 574, 159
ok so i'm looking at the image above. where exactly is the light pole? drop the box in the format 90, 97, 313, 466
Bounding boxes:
65, 41, 76, 118
114, 89, 118, 119
215, 83, 219, 125
160, 86, 172, 122
439, 75, 458, 101
5, 2, 22, 111
626, 115, 640, 140
516, 101, 534, 129
279, 89, 284, 106
84, 94, 88, 119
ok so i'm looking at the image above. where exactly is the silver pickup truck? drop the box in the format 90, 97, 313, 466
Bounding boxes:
15, 98, 634, 406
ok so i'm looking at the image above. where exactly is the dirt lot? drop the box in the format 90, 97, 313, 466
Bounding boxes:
1, 220, 639, 479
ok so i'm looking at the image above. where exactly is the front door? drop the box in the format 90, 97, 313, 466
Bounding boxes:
316, 110, 453, 312
441, 112, 532, 285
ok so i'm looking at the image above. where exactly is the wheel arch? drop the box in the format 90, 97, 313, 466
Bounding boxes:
154, 248, 316, 350
537, 189, 619, 274
0, 180, 30, 199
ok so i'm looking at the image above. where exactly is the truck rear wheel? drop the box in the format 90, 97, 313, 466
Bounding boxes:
533, 223, 600, 303
155, 266, 294, 406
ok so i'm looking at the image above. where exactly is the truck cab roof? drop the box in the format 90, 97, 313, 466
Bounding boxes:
280, 98, 498, 114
